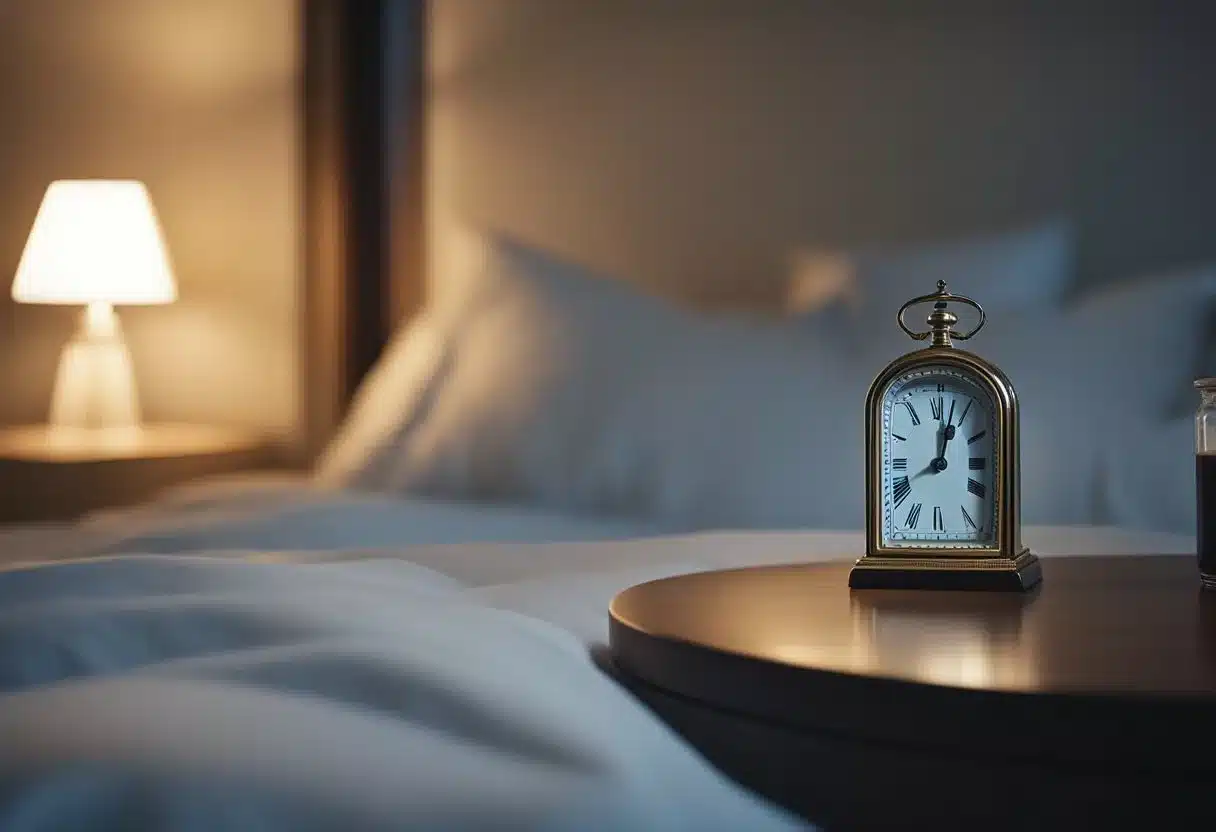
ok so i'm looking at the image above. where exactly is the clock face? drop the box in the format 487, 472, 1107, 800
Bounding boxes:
880, 365, 998, 548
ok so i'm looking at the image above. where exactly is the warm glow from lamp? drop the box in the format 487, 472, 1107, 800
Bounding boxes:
14, 180, 176, 305
11, 180, 177, 435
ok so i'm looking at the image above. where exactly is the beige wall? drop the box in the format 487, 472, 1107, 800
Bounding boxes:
0, 0, 299, 439
431, 0, 1216, 308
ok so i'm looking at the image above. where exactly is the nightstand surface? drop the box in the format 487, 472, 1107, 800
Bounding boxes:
609, 556, 1216, 830
0, 424, 266, 463
0, 424, 273, 524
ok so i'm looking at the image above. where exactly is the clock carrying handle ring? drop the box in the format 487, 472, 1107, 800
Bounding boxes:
897, 280, 986, 343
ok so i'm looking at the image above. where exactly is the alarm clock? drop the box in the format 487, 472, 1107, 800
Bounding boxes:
849, 280, 1042, 592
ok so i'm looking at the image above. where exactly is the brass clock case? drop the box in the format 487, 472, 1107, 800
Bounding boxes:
850, 281, 1041, 592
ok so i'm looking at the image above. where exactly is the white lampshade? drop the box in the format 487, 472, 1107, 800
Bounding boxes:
12, 180, 177, 305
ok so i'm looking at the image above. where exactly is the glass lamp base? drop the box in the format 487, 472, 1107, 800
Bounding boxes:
48, 303, 141, 432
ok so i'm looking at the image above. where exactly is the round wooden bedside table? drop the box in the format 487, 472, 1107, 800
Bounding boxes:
608, 556, 1216, 831
0, 424, 274, 523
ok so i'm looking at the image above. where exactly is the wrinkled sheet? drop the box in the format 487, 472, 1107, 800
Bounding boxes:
0, 480, 1195, 830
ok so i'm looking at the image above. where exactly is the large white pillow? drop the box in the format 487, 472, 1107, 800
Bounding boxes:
787, 219, 1073, 318
320, 228, 1211, 531
318, 230, 873, 531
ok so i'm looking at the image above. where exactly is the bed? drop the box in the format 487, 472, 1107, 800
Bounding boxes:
4, 2, 1214, 829
0, 483, 1194, 831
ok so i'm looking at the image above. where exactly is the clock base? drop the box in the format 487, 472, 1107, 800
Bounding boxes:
848, 550, 1041, 592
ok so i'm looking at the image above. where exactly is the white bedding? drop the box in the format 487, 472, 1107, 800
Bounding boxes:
0, 481, 1195, 830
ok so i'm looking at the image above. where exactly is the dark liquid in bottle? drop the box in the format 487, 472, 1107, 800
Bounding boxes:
1197, 454, 1216, 586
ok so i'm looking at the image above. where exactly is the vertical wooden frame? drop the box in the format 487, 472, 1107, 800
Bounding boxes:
300, 0, 427, 462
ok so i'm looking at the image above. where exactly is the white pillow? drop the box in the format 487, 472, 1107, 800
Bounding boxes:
319, 228, 1211, 532
313, 311, 451, 488
1085, 270, 1216, 536
786, 219, 1073, 318
315, 225, 498, 488
1101, 413, 1195, 536
319, 230, 874, 530
1065, 268, 1216, 419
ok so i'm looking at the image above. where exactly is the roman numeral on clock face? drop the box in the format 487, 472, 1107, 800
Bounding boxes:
967, 478, 986, 498
961, 506, 978, 530
932, 506, 944, 531
892, 458, 908, 470
958, 399, 973, 425
892, 476, 911, 509
930, 396, 944, 421
969, 458, 986, 470
902, 402, 921, 426
906, 503, 923, 529
967, 430, 987, 445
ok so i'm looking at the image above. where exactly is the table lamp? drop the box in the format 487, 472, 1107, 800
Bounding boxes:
11, 180, 177, 435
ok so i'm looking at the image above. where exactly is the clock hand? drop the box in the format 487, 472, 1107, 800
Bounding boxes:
943, 397, 959, 451
929, 424, 955, 473
931, 400, 958, 472
929, 426, 956, 473
940, 422, 957, 456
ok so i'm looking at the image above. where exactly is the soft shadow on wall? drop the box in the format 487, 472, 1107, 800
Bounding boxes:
0, 0, 299, 440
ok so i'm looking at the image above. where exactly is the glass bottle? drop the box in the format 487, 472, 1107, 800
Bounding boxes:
1195, 378, 1216, 589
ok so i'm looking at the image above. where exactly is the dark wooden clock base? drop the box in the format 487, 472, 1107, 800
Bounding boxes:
608, 555, 1216, 830
848, 550, 1042, 591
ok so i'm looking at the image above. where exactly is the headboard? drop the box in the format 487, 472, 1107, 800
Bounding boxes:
301, 0, 428, 459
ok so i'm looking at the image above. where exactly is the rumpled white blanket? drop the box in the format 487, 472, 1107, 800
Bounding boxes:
0, 480, 1195, 830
